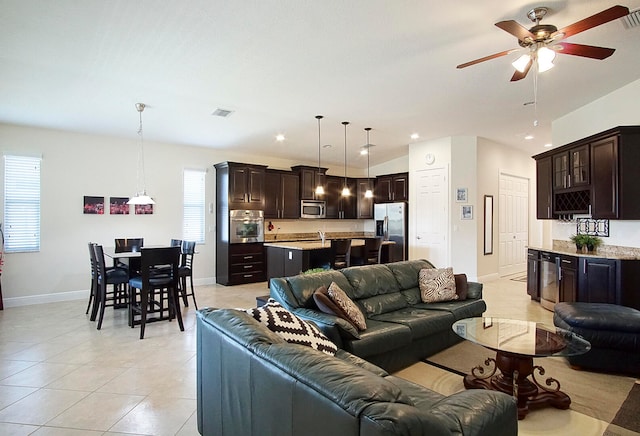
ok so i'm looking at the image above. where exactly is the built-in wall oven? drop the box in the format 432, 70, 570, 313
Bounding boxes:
229, 210, 264, 244
539, 251, 560, 311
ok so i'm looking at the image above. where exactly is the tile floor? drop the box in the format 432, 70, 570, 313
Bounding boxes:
0, 275, 625, 435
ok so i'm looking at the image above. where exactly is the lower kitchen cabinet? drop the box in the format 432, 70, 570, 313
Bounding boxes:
558, 255, 578, 303
577, 258, 617, 305
217, 243, 265, 286
266, 246, 332, 283
526, 249, 540, 300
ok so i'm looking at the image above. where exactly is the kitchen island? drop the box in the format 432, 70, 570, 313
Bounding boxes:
264, 239, 395, 284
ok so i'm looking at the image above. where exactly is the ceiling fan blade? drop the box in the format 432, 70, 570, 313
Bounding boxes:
457, 49, 515, 69
495, 20, 536, 42
510, 59, 532, 82
552, 5, 630, 39
556, 42, 616, 59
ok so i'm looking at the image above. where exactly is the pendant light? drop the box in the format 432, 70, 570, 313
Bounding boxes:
341, 121, 350, 196
315, 115, 325, 195
127, 103, 156, 205
364, 128, 373, 199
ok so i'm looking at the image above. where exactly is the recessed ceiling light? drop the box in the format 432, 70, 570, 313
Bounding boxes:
323, 144, 332, 149
275, 134, 285, 142
410, 133, 420, 140
524, 134, 534, 140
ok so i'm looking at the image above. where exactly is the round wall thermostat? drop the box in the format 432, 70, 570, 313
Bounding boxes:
425, 153, 435, 165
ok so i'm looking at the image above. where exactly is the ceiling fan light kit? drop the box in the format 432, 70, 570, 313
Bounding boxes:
457, 5, 630, 81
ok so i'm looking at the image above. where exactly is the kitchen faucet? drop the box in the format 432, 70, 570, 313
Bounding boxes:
318, 230, 326, 245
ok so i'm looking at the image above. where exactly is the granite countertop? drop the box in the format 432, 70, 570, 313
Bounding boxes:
264, 239, 395, 250
528, 240, 640, 260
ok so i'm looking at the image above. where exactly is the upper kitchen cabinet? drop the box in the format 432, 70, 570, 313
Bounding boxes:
375, 172, 408, 203
264, 169, 300, 219
325, 176, 358, 219
357, 178, 374, 219
533, 126, 640, 219
215, 162, 267, 210
291, 165, 328, 201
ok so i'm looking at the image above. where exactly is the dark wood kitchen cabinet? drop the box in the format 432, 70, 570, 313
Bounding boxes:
534, 126, 640, 219
577, 258, 617, 305
291, 165, 328, 201
226, 243, 265, 285
536, 156, 554, 219
325, 176, 357, 219
264, 170, 300, 219
526, 249, 540, 300
375, 172, 408, 203
215, 162, 267, 211
558, 255, 578, 303
357, 178, 374, 219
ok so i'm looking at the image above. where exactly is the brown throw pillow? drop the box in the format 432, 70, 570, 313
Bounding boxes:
454, 273, 468, 300
327, 282, 367, 331
419, 267, 458, 303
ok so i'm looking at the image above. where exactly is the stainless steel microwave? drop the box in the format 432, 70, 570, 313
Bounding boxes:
229, 209, 264, 243
300, 200, 326, 219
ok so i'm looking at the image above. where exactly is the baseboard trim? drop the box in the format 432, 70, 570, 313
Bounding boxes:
2, 276, 216, 308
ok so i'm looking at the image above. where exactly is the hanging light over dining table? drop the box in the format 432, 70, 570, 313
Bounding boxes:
128, 103, 155, 205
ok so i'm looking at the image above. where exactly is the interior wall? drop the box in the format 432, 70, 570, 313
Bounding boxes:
0, 123, 368, 305
476, 139, 537, 279
551, 78, 640, 248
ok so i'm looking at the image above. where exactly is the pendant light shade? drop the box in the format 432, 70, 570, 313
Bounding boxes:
341, 121, 350, 196
128, 103, 155, 205
364, 127, 373, 199
315, 115, 325, 195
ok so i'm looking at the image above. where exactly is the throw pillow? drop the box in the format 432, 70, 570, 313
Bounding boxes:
246, 299, 337, 355
327, 282, 367, 331
454, 273, 468, 300
313, 286, 361, 339
419, 267, 458, 303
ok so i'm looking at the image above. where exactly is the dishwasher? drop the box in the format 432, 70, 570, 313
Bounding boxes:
539, 251, 560, 311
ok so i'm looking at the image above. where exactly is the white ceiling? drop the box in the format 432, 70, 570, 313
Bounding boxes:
1, 1, 639, 170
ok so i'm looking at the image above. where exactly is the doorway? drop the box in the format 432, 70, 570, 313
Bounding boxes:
498, 173, 529, 276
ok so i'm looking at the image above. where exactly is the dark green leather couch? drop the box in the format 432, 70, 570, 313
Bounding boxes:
196, 308, 518, 436
270, 259, 486, 372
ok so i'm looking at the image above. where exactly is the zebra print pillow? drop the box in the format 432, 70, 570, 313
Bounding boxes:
419, 267, 458, 303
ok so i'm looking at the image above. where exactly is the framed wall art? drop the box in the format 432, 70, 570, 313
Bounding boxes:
456, 188, 468, 202
109, 197, 130, 215
83, 196, 104, 214
461, 205, 473, 220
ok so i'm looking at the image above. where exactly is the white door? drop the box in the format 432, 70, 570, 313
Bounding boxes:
413, 167, 448, 267
499, 173, 529, 276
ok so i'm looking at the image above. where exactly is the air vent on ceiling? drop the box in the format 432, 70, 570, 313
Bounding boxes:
212, 108, 234, 118
622, 9, 640, 29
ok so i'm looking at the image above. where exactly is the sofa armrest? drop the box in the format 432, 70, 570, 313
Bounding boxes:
430, 390, 517, 436
467, 281, 483, 299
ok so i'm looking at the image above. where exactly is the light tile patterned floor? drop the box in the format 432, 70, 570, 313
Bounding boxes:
0, 276, 622, 435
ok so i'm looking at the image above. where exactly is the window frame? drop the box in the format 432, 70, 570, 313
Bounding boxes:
182, 168, 206, 244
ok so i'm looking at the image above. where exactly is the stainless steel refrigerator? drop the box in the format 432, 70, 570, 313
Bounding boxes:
374, 202, 407, 262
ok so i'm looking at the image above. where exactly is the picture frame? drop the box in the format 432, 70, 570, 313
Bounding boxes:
456, 187, 468, 202
461, 205, 473, 220
83, 196, 104, 214
484, 195, 493, 255
109, 197, 130, 215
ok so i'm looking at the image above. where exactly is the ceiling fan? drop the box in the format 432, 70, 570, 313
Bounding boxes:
457, 5, 630, 81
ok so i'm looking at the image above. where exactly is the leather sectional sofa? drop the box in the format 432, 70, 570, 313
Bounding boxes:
270, 259, 486, 372
196, 307, 518, 436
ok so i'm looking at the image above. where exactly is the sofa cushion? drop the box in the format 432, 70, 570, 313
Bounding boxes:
327, 282, 367, 330
370, 309, 455, 339
342, 319, 412, 357
386, 259, 435, 290
246, 299, 338, 356
412, 298, 487, 321
342, 264, 400, 299
419, 267, 458, 303
286, 270, 354, 308
454, 273, 468, 300
359, 292, 409, 317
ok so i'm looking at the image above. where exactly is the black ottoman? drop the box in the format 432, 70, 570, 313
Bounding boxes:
553, 302, 640, 376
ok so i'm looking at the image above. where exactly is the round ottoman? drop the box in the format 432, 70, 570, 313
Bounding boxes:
553, 302, 640, 376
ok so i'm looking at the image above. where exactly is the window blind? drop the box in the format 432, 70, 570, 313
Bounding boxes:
183, 169, 205, 243
4, 155, 41, 253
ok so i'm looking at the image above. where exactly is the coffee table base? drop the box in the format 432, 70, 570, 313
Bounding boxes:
463, 351, 571, 419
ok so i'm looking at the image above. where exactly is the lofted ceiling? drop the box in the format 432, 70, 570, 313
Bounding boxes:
1, 1, 639, 170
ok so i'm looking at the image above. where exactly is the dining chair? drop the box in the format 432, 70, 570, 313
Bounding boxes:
114, 237, 144, 275
363, 237, 383, 265
178, 241, 197, 309
170, 238, 182, 247
92, 244, 130, 329
331, 239, 352, 269
86, 242, 98, 315
128, 246, 183, 339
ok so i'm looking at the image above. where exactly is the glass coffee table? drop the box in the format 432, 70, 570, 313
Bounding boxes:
452, 317, 591, 419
